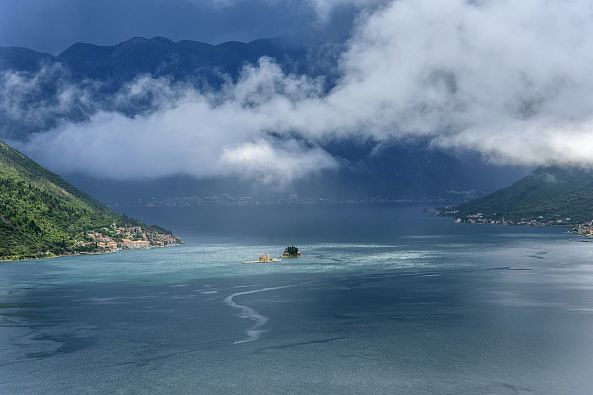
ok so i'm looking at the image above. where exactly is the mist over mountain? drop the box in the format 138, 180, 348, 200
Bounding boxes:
65, 139, 528, 205
0, 37, 318, 139
3, 0, 593, 204
0, 33, 529, 201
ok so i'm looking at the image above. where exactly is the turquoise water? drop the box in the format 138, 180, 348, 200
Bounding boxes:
2, 206, 593, 393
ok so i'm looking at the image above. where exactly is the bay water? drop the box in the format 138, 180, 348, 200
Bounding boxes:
2, 206, 593, 394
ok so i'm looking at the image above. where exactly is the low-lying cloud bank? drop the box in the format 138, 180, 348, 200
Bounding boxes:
15, 0, 593, 182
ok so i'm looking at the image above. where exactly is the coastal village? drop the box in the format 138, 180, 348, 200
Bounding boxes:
434, 208, 579, 226
75, 224, 181, 253
434, 208, 593, 237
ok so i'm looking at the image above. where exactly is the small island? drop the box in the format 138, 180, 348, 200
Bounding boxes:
282, 246, 302, 258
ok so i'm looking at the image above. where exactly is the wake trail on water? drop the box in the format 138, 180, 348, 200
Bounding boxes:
224, 286, 293, 344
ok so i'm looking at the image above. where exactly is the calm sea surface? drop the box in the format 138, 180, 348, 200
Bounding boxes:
2, 206, 593, 394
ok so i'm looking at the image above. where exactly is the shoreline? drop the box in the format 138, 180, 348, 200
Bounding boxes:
433, 208, 584, 228
0, 242, 183, 263
435, 211, 593, 240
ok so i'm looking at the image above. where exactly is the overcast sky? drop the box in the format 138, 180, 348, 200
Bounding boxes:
0, 0, 358, 54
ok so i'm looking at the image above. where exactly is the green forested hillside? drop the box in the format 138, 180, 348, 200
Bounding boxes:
455, 166, 593, 224
0, 141, 122, 259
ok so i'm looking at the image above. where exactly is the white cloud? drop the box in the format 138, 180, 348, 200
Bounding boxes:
221, 140, 338, 185
20, 59, 337, 183
17, 0, 593, 182
0, 64, 96, 132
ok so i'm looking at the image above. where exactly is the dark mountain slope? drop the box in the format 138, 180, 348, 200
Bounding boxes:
455, 166, 593, 223
56, 36, 301, 86
0, 46, 53, 71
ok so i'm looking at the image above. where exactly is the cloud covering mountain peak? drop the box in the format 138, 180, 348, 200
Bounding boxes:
11, 0, 593, 183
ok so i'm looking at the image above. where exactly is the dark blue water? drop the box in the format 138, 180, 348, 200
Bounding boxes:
2, 206, 593, 394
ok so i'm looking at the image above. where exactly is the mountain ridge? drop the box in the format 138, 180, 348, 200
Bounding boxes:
0, 36, 307, 140
0, 36, 299, 76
